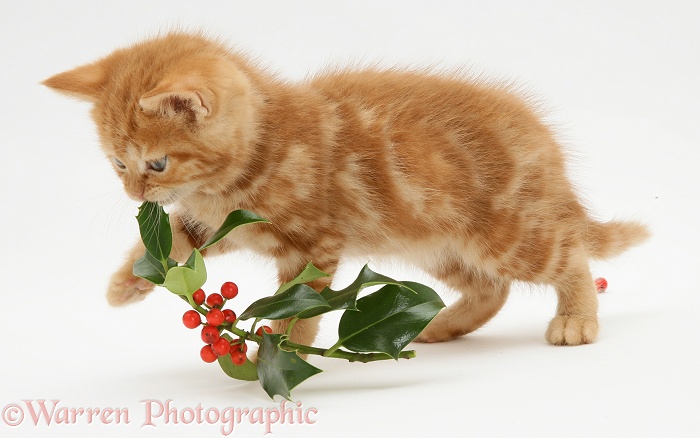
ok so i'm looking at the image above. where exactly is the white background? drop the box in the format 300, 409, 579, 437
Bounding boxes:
1, 1, 699, 436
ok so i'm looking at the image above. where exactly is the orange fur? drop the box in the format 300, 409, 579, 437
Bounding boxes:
44, 32, 649, 347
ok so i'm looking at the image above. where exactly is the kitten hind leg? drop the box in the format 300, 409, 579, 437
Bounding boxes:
415, 264, 510, 343
545, 251, 599, 345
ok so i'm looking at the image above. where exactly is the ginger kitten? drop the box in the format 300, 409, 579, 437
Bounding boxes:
44, 32, 649, 347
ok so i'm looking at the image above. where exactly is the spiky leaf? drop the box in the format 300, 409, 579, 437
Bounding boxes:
257, 333, 322, 400
162, 249, 207, 298
136, 201, 172, 263
199, 210, 269, 251
336, 282, 445, 359
133, 251, 177, 285
298, 264, 410, 318
274, 262, 330, 295
239, 284, 330, 320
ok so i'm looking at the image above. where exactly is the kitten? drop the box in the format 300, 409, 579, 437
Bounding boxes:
44, 32, 649, 347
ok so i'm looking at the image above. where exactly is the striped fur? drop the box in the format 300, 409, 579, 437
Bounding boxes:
44, 32, 649, 346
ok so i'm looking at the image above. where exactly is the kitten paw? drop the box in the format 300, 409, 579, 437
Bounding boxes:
545, 315, 598, 345
414, 323, 465, 343
106, 273, 154, 306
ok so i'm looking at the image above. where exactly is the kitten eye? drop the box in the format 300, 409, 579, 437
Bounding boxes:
113, 157, 126, 170
148, 156, 168, 172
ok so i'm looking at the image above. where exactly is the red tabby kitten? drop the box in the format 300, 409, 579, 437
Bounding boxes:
44, 32, 648, 347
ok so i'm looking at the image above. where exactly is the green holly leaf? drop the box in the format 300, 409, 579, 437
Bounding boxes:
133, 251, 177, 285
274, 262, 330, 295
162, 249, 207, 298
298, 264, 408, 319
216, 334, 259, 381
239, 284, 330, 320
199, 210, 269, 251
257, 333, 322, 400
335, 282, 445, 359
136, 201, 172, 263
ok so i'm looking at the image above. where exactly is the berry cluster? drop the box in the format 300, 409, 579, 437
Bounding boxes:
181, 281, 250, 365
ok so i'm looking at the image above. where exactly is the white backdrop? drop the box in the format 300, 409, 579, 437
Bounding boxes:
1, 1, 699, 436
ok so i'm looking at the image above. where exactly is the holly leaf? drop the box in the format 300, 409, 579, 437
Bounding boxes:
239, 284, 330, 320
199, 210, 269, 251
136, 201, 172, 263
257, 333, 322, 400
335, 282, 445, 359
274, 262, 330, 295
133, 251, 177, 285
298, 264, 409, 318
162, 249, 207, 298
217, 334, 258, 381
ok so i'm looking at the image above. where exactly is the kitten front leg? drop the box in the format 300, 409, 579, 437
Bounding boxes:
270, 254, 338, 347
106, 240, 155, 306
106, 212, 202, 306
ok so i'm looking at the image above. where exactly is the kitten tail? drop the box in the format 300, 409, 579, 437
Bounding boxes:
585, 220, 651, 259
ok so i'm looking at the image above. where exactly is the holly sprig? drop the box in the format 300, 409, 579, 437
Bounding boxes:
132, 202, 445, 400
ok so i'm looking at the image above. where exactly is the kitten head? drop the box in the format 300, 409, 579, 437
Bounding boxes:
43, 33, 261, 204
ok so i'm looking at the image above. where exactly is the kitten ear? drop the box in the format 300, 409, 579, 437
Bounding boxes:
42, 61, 108, 102
139, 80, 213, 121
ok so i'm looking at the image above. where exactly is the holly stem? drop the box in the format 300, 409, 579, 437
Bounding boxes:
179, 294, 207, 315
282, 340, 417, 363
285, 317, 299, 336
323, 339, 344, 357
223, 323, 248, 339
250, 318, 260, 337
179, 295, 415, 363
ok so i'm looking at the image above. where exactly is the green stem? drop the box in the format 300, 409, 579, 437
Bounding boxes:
283, 340, 416, 363
222, 322, 248, 339
323, 339, 345, 357
250, 318, 260, 337
285, 317, 299, 336
179, 294, 207, 315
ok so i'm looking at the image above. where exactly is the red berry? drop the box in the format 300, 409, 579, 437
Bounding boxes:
223, 309, 237, 323
200, 345, 218, 363
201, 325, 220, 344
221, 282, 239, 299
192, 289, 206, 305
206, 293, 224, 308
230, 339, 248, 353
212, 338, 231, 357
206, 309, 225, 326
230, 350, 247, 366
595, 277, 608, 293
182, 310, 201, 329
256, 325, 273, 337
